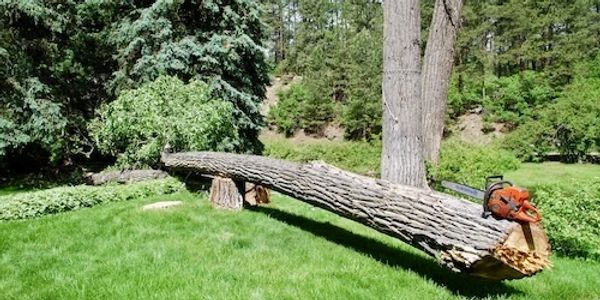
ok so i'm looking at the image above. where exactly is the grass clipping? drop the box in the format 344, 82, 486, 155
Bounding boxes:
0, 178, 183, 221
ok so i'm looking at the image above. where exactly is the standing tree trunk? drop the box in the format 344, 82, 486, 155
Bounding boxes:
422, 0, 464, 166
382, 0, 426, 187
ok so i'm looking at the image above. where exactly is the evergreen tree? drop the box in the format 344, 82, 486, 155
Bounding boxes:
0, 0, 269, 170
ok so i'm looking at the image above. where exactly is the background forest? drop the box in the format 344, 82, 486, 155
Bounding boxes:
264, 0, 600, 162
2, 0, 600, 173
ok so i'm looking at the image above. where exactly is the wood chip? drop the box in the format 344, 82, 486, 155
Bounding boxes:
142, 201, 183, 211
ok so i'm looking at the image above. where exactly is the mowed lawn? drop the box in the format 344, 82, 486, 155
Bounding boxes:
506, 162, 600, 187
1, 188, 599, 299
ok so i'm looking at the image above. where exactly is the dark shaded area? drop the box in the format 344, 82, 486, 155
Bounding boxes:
249, 205, 522, 299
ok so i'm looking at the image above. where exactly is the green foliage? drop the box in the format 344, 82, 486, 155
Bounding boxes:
1, 0, 269, 168
266, 0, 383, 140
502, 58, 600, 162
544, 79, 600, 161
0, 178, 182, 221
483, 72, 555, 126
532, 179, 600, 260
501, 121, 554, 162
89, 76, 239, 168
430, 140, 521, 189
268, 82, 334, 136
447, 74, 485, 118
267, 0, 600, 140
263, 137, 381, 176
269, 84, 308, 136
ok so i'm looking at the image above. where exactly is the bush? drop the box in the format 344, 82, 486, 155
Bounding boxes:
483, 71, 555, 126
268, 84, 310, 136
430, 140, 521, 189
89, 76, 240, 168
502, 76, 600, 162
268, 82, 334, 136
0, 178, 182, 221
501, 121, 555, 162
531, 179, 600, 260
263, 137, 381, 176
342, 96, 381, 140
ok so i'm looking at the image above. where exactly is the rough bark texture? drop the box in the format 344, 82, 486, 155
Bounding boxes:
209, 177, 244, 210
85, 170, 169, 185
422, 0, 464, 165
382, 0, 427, 187
162, 152, 550, 280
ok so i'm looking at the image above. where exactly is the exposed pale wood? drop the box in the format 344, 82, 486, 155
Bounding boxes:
142, 201, 183, 211
85, 170, 169, 185
161, 151, 551, 280
244, 183, 271, 206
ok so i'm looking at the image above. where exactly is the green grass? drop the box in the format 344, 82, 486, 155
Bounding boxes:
1, 189, 599, 299
505, 162, 600, 187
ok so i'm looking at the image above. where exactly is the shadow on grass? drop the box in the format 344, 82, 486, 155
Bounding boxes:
249, 206, 522, 299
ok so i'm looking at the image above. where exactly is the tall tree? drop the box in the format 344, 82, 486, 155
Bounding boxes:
0, 0, 270, 171
422, 0, 464, 165
382, 0, 427, 187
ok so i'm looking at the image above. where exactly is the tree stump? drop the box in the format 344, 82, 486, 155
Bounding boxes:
209, 178, 271, 210
209, 177, 244, 210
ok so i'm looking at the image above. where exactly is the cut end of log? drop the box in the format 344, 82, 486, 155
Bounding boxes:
469, 222, 551, 280
244, 183, 271, 206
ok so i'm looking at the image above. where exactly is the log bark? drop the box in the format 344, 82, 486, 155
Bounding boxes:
85, 170, 169, 185
161, 152, 550, 280
382, 0, 427, 187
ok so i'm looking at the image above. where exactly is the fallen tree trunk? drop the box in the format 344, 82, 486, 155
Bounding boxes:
161, 152, 550, 280
85, 170, 169, 185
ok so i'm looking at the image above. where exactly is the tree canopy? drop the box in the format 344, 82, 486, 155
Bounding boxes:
0, 0, 269, 171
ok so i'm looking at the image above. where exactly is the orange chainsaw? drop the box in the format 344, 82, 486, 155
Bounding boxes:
441, 176, 542, 223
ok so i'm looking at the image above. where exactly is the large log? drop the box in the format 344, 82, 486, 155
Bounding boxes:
161, 152, 550, 280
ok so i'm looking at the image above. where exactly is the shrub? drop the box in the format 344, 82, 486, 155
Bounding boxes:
263, 137, 381, 176
447, 73, 486, 118
430, 140, 521, 189
268, 84, 310, 136
268, 82, 334, 137
531, 179, 600, 260
89, 76, 240, 168
502, 76, 600, 162
0, 178, 182, 221
483, 71, 555, 126
501, 121, 554, 162
342, 97, 381, 140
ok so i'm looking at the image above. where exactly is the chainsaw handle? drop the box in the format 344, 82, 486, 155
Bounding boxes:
515, 200, 542, 223
486, 176, 506, 189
